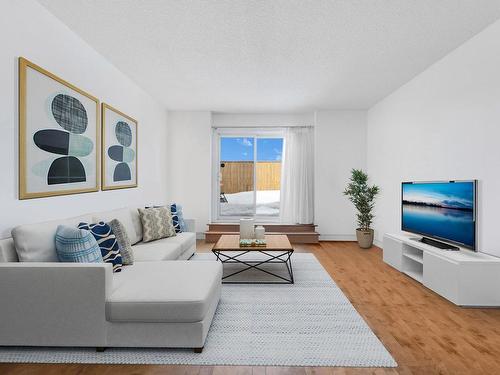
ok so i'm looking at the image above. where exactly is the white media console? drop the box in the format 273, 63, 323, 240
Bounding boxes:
383, 233, 500, 306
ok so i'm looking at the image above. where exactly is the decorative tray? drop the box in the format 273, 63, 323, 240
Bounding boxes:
239, 239, 267, 247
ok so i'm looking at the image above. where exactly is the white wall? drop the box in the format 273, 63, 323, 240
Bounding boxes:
167, 111, 212, 234
367, 19, 500, 256
314, 111, 367, 240
0, 0, 168, 238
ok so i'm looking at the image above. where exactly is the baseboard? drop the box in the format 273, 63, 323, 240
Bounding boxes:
320, 235, 383, 249
196, 232, 206, 240
319, 234, 356, 241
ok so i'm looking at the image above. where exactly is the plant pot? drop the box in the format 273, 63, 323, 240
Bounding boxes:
356, 228, 374, 249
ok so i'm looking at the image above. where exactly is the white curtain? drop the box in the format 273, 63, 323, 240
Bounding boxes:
280, 127, 314, 224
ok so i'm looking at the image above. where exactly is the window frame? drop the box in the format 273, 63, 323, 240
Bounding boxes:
211, 127, 285, 222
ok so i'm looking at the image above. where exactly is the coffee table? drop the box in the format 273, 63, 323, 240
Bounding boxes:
212, 234, 294, 284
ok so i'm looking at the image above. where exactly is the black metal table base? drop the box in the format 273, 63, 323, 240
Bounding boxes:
212, 249, 294, 284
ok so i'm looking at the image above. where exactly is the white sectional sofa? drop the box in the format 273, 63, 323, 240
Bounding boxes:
0, 207, 222, 352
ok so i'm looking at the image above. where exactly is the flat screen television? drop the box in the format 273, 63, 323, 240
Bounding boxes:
401, 180, 477, 250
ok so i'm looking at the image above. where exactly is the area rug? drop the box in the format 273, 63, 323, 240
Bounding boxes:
0, 253, 396, 367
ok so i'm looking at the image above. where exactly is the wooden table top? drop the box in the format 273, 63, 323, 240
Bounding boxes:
213, 234, 293, 251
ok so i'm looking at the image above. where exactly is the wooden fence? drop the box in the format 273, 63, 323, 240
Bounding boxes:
220, 161, 281, 194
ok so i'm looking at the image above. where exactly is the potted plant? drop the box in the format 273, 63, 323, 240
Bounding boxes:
343, 169, 380, 248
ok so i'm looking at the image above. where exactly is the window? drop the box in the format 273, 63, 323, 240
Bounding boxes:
213, 128, 284, 221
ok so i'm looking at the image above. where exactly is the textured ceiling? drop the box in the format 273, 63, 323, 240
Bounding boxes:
37, 0, 500, 111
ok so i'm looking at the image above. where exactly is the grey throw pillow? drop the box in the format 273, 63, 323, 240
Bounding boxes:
108, 219, 134, 265
138, 207, 176, 243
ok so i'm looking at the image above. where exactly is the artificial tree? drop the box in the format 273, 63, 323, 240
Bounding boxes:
343, 169, 380, 248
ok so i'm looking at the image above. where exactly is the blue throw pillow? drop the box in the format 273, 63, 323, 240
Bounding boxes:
55, 225, 103, 263
175, 204, 186, 232
78, 222, 122, 272
170, 203, 182, 233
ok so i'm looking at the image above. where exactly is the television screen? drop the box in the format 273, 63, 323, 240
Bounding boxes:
401, 181, 476, 249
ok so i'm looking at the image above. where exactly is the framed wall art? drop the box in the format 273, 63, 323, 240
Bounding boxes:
19, 57, 99, 199
101, 103, 137, 190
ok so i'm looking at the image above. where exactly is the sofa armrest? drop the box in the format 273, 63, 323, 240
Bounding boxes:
184, 219, 196, 233
0, 262, 113, 346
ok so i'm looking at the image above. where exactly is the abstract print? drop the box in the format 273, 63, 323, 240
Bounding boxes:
102, 103, 137, 190
19, 57, 98, 199
108, 121, 135, 181
33, 94, 94, 185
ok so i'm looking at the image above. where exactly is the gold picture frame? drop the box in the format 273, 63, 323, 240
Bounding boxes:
101, 103, 138, 190
19, 57, 100, 199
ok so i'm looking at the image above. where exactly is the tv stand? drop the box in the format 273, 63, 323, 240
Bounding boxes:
418, 237, 459, 251
383, 233, 500, 306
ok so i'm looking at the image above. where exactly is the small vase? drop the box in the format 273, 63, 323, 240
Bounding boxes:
356, 228, 374, 249
254, 225, 265, 239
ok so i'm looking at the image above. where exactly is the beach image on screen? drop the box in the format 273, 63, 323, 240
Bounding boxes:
402, 182, 475, 247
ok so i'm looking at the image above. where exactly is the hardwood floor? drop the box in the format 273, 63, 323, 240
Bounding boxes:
2, 241, 500, 375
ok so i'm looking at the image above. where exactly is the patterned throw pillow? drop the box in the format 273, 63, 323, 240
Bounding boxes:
78, 222, 122, 272
108, 219, 134, 265
55, 225, 103, 263
175, 204, 187, 232
170, 203, 182, 233
138, 207, 176, 242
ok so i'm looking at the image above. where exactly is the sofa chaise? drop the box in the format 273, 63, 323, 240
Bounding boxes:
0, 207, 222, 352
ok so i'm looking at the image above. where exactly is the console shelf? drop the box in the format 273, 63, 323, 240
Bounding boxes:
383, 233, 500, 306
403, 252, 423, 264
403, 270, 423, 284
402, 247, 423, 264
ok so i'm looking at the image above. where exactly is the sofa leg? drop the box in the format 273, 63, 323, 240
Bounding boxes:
96, 347, 106, 352
194, 347, 204, 353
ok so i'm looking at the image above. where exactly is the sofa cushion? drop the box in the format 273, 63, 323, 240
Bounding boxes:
78, 222, 123, 272
0, 238, 18, 263
132, 237, 183, 261
55, 225, 103, 263
107, 261, 222, 323
93, 208, 141, 245
129, 208, 142, 244
12, 214, 93, 262
164, 232, 196, 254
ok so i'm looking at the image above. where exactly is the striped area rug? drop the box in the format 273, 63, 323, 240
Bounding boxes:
0, 253, 396, 367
